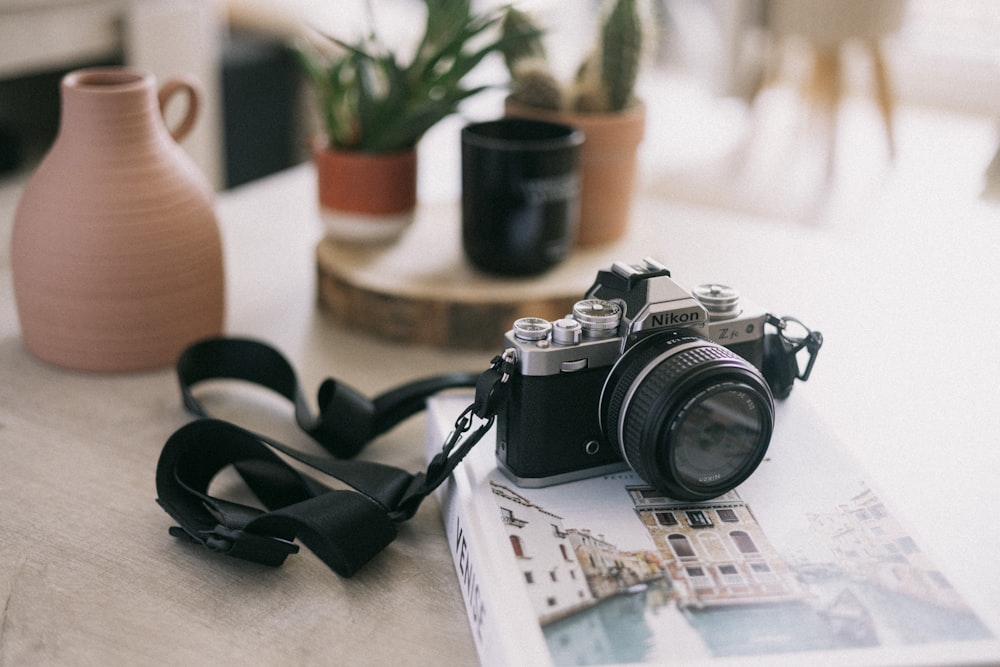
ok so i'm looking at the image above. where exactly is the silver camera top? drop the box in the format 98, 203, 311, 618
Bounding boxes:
505, 258, 768, 376
594, 265, 705, 341
507, 303, 624, 376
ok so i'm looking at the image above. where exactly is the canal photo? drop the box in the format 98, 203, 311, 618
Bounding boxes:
480, 401, 995, 664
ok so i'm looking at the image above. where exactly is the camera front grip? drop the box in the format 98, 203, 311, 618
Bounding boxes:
761, 315, 823, 400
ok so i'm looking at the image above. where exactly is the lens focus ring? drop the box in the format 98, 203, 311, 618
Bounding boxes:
620, 346, 741, 475
601, 334, 774, 500
602, 336, 714, 448
621, 346, 743, 459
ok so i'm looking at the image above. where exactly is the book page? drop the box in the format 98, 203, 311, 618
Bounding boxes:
429, 395, 999, 666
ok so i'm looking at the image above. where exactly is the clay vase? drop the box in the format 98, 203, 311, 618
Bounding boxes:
313, 142, 417, 244
11, 67, 225, 372
505, 99, 645, 246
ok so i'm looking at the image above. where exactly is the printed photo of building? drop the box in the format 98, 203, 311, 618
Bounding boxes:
806, 486, 970, 611
490, 477, 992, 661
628, 485, 803, 608
568, 528, 665, 599
490, 482, 594, 624
490, 482, 664, 625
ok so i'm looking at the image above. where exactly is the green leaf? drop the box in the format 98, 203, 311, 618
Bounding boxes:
296, 0, 543, 153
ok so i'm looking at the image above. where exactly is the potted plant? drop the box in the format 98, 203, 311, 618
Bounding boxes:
500, 0, 647, 246
298, 0, 538, 243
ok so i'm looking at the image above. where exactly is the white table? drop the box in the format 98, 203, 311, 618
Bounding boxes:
2, 95, 999, 663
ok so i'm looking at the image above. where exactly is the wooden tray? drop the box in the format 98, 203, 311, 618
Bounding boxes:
316, 201, 645, 350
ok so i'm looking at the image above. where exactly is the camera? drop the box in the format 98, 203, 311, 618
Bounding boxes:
495, 257, 821, 501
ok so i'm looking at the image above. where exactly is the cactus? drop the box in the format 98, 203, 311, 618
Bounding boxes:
499, 7, 547, 74
503, 0, 646, 114
569, 50, 606, 112
511, 59, 564, 111
600, 0, 642, 111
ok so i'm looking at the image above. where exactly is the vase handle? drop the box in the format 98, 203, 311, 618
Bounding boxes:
157, 77, 200, 143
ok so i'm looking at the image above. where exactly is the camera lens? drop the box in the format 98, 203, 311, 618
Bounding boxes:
669, 384, 768, 490
600, 334, 774, 501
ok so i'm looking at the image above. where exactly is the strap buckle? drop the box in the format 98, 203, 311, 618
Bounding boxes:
769, 315, 823, 382
198, 524, 300, 567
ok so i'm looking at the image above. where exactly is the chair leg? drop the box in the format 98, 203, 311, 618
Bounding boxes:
869, 40, 897, 159
808, 45, 841, 185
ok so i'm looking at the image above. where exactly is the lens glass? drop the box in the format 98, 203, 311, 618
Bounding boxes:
602, 333, 775, 500
669, 385, 766, 490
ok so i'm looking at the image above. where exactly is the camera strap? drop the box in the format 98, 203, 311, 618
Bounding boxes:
155, 337, 512, 577
762, 315, 824, 399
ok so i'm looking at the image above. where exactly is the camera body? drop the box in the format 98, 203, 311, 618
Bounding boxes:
496, 258, 781, 500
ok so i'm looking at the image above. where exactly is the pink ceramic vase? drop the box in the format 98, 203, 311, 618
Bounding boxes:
11, 67, 225, 372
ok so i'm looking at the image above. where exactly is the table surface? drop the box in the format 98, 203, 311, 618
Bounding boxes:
2, 90, 1000, 665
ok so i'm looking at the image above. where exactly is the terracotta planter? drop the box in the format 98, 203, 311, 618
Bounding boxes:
11, 67, 224, 372
313, 143, 417, 243
505, 99, 645, 246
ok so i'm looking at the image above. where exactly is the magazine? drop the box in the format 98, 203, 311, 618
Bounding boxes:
425, 394, 1000, 666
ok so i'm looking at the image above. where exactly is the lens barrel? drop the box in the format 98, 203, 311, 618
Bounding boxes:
600, 334, 775, 500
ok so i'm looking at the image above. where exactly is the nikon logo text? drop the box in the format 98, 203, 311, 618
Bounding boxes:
651, 310, 702, 327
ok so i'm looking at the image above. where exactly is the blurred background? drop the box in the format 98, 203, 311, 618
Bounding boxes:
0, 0, 997, 210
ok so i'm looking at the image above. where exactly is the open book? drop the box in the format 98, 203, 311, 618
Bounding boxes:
425, 395, 999, 666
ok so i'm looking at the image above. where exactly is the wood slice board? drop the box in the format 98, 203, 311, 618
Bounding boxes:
316, 201, 650, 349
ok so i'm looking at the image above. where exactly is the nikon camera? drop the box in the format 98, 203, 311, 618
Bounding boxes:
495, 257, 820, 501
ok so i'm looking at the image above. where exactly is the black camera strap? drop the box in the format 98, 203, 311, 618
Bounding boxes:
762, 315, 824, 399
155, 337, 512, 577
